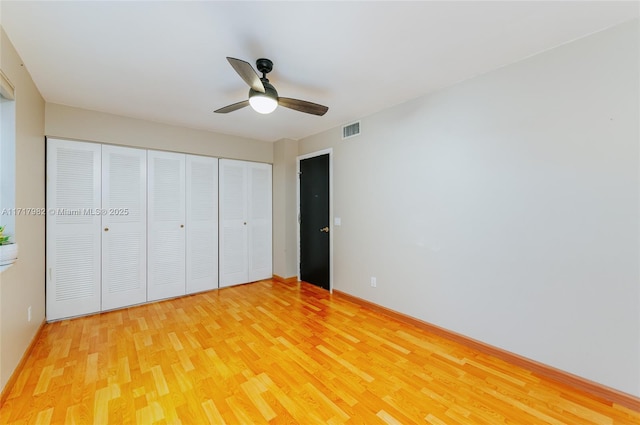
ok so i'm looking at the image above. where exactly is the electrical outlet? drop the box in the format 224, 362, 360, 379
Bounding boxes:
27, 306, 32, 322
370, 277, 377, 288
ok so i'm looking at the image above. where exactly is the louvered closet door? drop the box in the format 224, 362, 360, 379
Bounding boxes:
101, 145, 147, 310
219, 159, 248, 287
148, 150, 186, 301
46, 139, 101, 320
186, 155, 218, 294
248, 162, 272, 281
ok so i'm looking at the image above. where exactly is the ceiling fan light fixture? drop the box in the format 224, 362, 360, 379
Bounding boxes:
249, 93, 278, 114
249, 81, 278, 114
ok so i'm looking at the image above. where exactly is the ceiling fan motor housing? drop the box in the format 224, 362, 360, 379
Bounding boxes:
249, 80, 278, 101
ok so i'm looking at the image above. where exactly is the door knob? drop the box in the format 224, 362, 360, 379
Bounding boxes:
104, 227, 109, 232
320, 226, 329, 233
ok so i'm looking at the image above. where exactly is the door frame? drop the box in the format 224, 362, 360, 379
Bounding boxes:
296, 148, 333, 292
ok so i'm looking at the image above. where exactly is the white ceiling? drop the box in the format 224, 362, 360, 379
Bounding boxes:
1, 1, 638, 142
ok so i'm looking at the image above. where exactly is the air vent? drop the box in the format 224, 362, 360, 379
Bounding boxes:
342, 121, 361, 139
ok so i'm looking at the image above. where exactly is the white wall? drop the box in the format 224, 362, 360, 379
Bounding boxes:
45, 103, 273, 163
0, 27, 46, 392
272, 138, 298, 279
299, 19, 640, 396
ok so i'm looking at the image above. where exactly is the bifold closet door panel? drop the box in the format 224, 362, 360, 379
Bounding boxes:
248, 162, 272, 282
219, 159, 272, 288
219, 159, 249, 287
101, 145, 147, 310
148, 150, 186, 301
46, 139, 101, 321
186, 155, 218, 294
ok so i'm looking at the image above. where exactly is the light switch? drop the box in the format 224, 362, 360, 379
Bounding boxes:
334, 217, 341, 226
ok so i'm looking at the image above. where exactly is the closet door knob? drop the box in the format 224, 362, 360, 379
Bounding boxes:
180, 224, 184, 228
104, 227, 109, 232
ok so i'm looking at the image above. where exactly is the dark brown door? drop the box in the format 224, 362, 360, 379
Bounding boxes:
299, 154, 330, 290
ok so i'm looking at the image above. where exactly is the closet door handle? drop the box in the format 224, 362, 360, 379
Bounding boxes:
104, 227, 109, 232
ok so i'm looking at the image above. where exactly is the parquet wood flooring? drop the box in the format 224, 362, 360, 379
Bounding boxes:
1, 280, 638, 424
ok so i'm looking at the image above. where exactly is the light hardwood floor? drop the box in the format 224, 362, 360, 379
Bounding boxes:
1, 280, 638, 424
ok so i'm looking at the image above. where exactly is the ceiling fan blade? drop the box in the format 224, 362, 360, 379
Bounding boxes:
278, 97, 329, 116
227, 57, 265, 93
214, 100, 249, 114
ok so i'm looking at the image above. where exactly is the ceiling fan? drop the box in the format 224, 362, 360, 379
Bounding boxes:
214, 57, 329, 116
